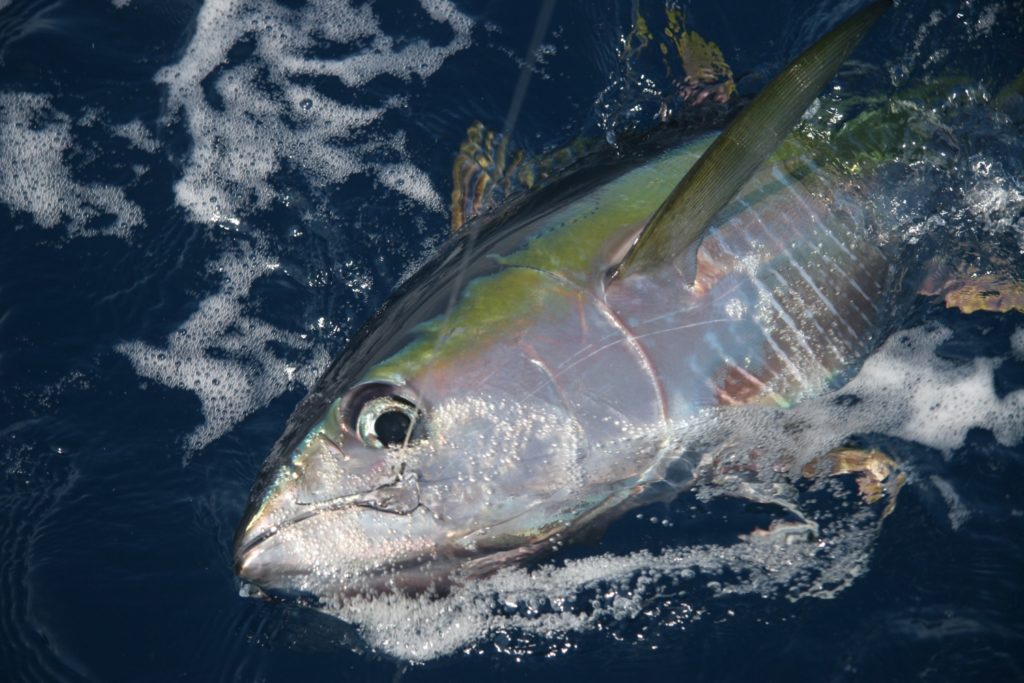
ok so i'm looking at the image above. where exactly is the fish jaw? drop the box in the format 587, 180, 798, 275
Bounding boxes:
233, 433, 463, 596
234, 495, 460, 597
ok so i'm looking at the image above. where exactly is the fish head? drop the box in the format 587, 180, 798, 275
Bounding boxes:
233, 268, 617, 599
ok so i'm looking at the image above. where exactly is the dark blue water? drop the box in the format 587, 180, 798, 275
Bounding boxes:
2, 0, 1023, 680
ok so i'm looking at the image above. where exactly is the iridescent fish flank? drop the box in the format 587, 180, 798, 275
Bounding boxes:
232, 1, 1019, 603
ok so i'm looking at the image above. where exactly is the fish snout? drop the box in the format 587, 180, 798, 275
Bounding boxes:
233, 458, 432, 596
233, 482, 298, 586
234, 528, 295, 588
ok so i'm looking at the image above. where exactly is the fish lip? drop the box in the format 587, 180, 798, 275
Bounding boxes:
232, 492, 320, 580
232, 509, 313, 574
233, 528, 272, 571
233, 498, 352, 581
234, 489, 419, 562
233, 506, 459, 598
233, 477, 425, 583
233, 506, 322, 587
232, 518, 278, 579
232, 497, 268, 576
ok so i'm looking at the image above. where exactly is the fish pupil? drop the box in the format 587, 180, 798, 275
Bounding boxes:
375, 410, 412, 447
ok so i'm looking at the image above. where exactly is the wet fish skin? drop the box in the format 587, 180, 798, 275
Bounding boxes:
233, 139, 895, 600
234, 2, 895, 600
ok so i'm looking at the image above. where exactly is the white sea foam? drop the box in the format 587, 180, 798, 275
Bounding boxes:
322, 323, 1024, 660
842, 326, 1024, 450
0, 93, 143, 237
963, 163, 1024, 236
706, 325, 1024, 473
110, 119, 159, 153
116, 240, 329, 456
155, 0, 471, 224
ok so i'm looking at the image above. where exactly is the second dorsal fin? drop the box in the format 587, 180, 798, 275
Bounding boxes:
612, 0, 891, 283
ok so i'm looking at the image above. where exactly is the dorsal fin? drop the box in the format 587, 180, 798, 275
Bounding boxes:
449, 122, 594, 232
613, 0, 891, 282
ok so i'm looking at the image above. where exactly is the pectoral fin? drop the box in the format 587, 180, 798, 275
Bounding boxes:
613, 0, 891, 282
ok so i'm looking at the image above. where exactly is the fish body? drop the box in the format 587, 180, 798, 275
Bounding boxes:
234, 128, 901, 594
234, 3, 904, 599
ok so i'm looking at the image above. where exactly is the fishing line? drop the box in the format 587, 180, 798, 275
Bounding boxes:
403, 0, 558, 447
498, 0, 557, 158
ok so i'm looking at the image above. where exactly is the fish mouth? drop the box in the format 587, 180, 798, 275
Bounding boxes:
233, 528, 301, 591
232, 508, 313, 579
233, 504, 374, 595
233, 471, 428, 594
233, 512, 460, 599
232, 497, 312, 587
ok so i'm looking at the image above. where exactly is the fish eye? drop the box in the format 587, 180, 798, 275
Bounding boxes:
355, 395, 419, 449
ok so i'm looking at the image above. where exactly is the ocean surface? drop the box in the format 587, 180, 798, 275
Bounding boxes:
2, 0, 1023, 680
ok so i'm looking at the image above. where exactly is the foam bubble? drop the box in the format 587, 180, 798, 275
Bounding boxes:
374, 162, 444, 213
155, 0, 470, 224
110, 119, 158, 153
963, 163, 1024, 237
705, 325, 1024, 476
116, 239, 329, 457
0, 93, 143, 237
